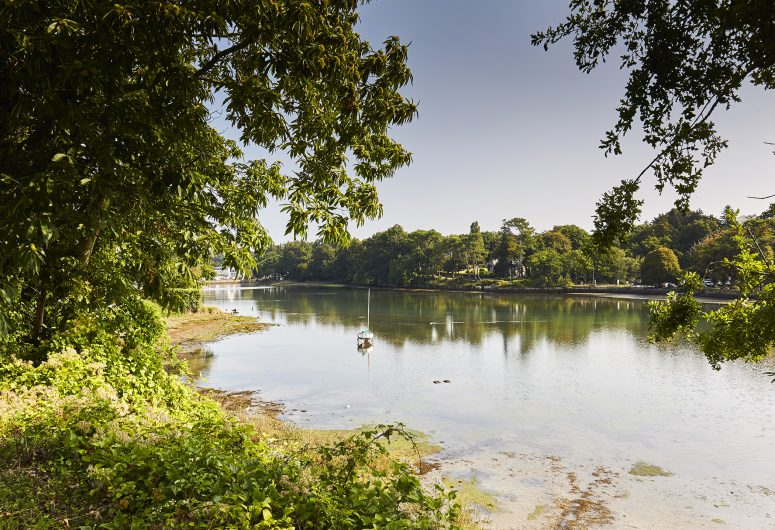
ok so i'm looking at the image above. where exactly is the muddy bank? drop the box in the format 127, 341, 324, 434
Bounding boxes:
165, 306, 271, 353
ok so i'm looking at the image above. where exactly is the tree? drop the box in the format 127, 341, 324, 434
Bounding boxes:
493, 228, 518, 278
685, 230, 737, 284
402, 230, 445, 283
627, 209, 721, 264
309, 241, 339, 280
440, 235, 467, 277
551, 225, 590, 251
534, 2, 775, 243
527, 249, 568, 287
761, 203, 775, 220
256, 246, 283, 280
564, 249, 593, 284
541, 231, 572, 254
480, 231, 501, 264
1, 1, 416, 354
536, 2, 775, 369
641, 248, 681, 286
495, 218, 536, 278
650, 214, 775, 368
360, 225, 409, 285
596, 246, 637, 284
464, 222, 486, 276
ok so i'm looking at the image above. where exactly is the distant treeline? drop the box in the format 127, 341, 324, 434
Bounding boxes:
245, 205, 775, 288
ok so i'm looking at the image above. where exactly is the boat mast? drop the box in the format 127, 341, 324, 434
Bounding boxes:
367, 288, 370, 328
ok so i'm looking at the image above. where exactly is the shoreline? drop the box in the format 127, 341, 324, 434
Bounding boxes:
208, 279, 738, 304
165, 305, 271, 353
166, 307, 493, 527
172, 301, 773, 529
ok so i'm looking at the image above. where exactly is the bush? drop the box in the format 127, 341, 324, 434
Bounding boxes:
0, 310, 459, 529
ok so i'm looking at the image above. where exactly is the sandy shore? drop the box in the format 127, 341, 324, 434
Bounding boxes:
425, 447, 774, 529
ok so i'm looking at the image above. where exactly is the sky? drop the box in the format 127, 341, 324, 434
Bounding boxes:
235, 0, 775, 241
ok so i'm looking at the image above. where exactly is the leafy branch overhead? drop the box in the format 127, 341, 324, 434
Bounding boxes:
533, 0, 775, 242
0, 1, 416, 346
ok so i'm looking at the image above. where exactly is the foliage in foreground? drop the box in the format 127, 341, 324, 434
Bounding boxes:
1, 0, 415, 348
0, 306, 459, 529
650, 212, 775, 369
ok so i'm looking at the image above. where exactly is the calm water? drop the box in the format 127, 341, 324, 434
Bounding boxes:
200, 285, 775, 486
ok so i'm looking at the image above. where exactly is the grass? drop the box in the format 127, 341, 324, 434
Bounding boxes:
628, 461, 674, 477
165, 306, 269, 352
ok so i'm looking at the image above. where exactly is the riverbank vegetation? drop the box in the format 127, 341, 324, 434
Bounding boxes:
165, 306, 269, 353
0, 302, 461, 528
253, 205, 775, 291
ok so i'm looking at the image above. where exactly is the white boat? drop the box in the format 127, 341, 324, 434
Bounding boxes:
357, 288, 374, 349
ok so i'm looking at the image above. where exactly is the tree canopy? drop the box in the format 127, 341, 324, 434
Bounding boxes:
533, 1, 775, 243
1, 0, 416, 352
640, 247, 681, 286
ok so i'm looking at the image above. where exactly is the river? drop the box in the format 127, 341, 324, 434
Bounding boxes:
199, 284, 775, 528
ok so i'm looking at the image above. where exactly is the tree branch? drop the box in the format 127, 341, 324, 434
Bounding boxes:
632, 96, 722, 186
194, 40, 253, 78
630, 66, 755, 186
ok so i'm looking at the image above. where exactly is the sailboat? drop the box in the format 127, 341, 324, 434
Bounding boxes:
357, 288, 374, 350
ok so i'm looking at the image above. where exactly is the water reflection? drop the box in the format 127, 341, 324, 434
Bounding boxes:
198, 286, 775, 486
205, 286, 651, 353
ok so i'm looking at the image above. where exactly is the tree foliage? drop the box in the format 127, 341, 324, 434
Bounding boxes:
257, 216, 652, 287
0, 305, 460, 528
533, 1, 775, 242
1, 0, 416, 352
650, 212, 775, 368
641, 247, 681, 286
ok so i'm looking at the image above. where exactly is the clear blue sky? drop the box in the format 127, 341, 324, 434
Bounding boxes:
238, 0, 774, 240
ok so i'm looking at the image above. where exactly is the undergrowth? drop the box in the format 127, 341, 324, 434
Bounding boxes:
0, 301, 460, 528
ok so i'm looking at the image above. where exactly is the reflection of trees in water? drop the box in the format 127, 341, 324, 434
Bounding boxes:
230, 287, 651, 352
178, 346, 215, 382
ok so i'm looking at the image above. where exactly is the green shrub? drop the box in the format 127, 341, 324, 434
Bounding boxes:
0, 310, 459, 529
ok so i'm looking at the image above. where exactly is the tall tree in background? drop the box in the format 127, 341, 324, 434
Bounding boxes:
535, 1, 775, 368
0, 1, 416, 353
464, 222, 486, 276
495, 218, 536, 278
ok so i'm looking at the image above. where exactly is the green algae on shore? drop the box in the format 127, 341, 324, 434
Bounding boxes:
442, 475, 498, 511
165, 306, 269, 352
629, 461, 674, 477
